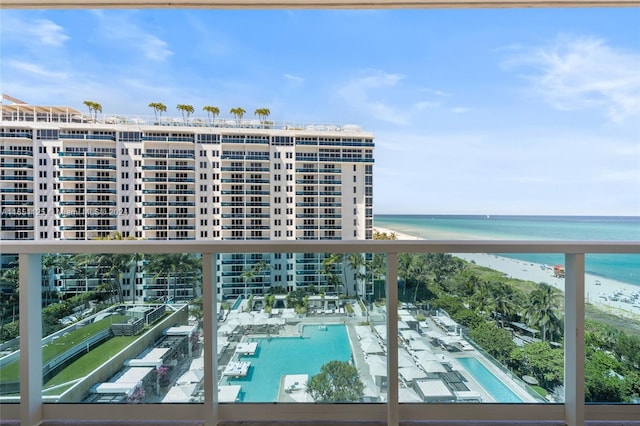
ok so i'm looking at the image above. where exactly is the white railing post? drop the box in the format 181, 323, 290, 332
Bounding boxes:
564, 253, 585, 426
386, 252, 399, 426
202, 252, 218, 426
19, 253, 42, 426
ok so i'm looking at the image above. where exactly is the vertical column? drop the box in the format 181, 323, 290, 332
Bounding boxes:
564, 253, 585, 426
19, 253, 42, 426
202, 252, 218, 426
386, 252, 399, 426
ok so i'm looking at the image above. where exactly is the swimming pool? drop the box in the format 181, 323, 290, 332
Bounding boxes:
224, 324, 352, 402
456, 357, 523, 403
230, 297, 243, 311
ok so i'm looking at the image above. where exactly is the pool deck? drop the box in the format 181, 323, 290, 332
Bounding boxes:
217, 303, 540, 404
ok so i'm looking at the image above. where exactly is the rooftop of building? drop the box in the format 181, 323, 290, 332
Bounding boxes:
0, 95, 372, 136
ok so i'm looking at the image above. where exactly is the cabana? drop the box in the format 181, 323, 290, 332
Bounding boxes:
414, 379, 455, 402
218, 385, 241, 402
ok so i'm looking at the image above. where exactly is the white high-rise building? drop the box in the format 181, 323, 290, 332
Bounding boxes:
0, 101, 374, 301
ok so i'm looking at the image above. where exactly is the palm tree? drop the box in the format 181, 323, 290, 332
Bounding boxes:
146, 253, 201, 302
83, 100, 102, 121
41, 253, 57, 304
203, 105, 220, 126
321, 254, 341, 294
240, 259, 268, 300
346, 253, 367, 299
229, 107, 246, 126
92, 253, 133, 304
149, 102, 167, 123
254, 108, 271, 126
409, 255, 432, 303
470, 281, 492, 317
521, 283, 562, 341
397, 253, 414, 298
0, 265, 19, 335
491, 283, 517, 328
176, 104, 195, 124
54, 254, 75, 297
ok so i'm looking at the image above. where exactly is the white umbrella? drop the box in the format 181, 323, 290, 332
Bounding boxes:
420, 361, 447, 374
399, 386, 423, 402
400, 329, 421, 341
162, 383, 197, 402
361, 339, 384, 354
218, 323, 237, 335
414, 351, 440, 366
399, 366, 428, 381
176, 369, 204, 385
409, 339, 431, 352
355, 325, 373, 340
189, 357, 204, 370
398, 348, 415, 368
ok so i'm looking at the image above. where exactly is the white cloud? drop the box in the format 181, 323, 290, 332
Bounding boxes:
1, 15, 69, 47
31, 19, 69, 46
94, 12, 173, 62
8, 60, 68, 80
284, 73, 305, 83
420, 88, 452, 97
137, 36, 172, 62
415, 101, 440, 110
337, 70, 409, 125
506, 35, 640, 123
450, 107, 470, 114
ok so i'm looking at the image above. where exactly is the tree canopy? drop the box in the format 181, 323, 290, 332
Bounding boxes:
307, 360, 364, 402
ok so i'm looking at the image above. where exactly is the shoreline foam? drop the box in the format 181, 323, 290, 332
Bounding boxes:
374, 226, 640, 320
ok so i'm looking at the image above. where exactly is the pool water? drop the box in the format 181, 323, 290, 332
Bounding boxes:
225, 324, 352, 402
456, 357, 523, 403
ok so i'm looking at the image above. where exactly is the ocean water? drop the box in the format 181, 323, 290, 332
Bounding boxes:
374, 215, 640, 287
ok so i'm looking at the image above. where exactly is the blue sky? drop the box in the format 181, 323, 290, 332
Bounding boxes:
1, 8, 639, 216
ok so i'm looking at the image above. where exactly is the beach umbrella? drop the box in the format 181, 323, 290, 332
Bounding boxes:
398, 348, 415, 368
267, 317, 285, 325
189, 357, 204, 370
361, 339, 384, 354
420, 361, 447, 374
218, 323, 237, 335
414, 351, 440, 365
176, 369, 203, 385
162, 383, 197, 402
399, 366, 428, 381
398, 321, 410, 330
374, 325, 387, 340
408, 339, 431, 352
400, 329, 421, 341
399, 387, 423, 402
356, 325, 373, 340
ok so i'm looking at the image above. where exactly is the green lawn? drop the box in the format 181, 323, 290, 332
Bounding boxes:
43, 335, 138, 391
0, 314, 129, 383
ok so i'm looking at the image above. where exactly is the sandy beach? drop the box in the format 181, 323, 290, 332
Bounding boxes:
374, 227, 640, 320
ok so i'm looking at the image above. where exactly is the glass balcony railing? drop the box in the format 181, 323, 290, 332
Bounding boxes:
0, 241, 638, 426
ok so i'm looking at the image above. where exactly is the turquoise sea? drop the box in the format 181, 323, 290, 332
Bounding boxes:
374, 215, 640, 287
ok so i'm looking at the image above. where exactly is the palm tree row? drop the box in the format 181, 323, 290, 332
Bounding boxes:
147, 102, 270, 126
395, 252, 563, 342
82, 100, 270, 127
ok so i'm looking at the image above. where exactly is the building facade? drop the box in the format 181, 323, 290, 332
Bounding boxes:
0, 102, 374, 301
